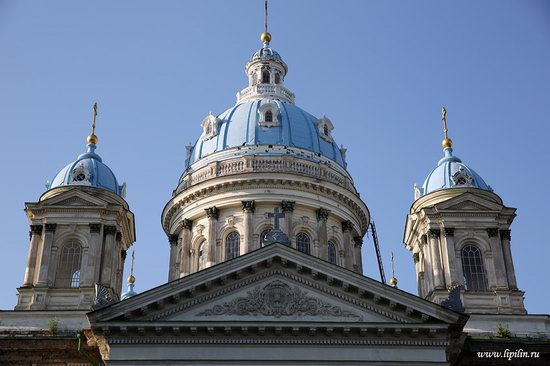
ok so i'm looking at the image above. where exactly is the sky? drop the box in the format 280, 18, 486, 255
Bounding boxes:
0, 0, 549, 313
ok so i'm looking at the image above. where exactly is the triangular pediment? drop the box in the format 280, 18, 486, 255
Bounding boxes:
435, 192, 503, 212
88, 244, 468, 330
40, 189, 108, 208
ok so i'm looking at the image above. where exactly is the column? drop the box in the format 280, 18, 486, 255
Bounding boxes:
281, 201, 295, 238
180, 219, 193, 277
100, 225, 117, 286
441, 228, 460, 286
36, 223, 56, 286
420, 235, 434, 294
487, 228, 509, 289
341, 220, 354, 269
428, 229, 445, 289
118, 249, 127, 296
113, 232, 123, 291
316, 208, 329, 260
242, 200, 256, 253
87, 224, 102, 284
205, 206, 219, 266
500, 230, 517, 289
168, 234, 179, 281
23, 225, 43, 286
353, 236, 363, 273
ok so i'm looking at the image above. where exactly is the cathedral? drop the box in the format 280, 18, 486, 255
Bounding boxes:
1, 3, 549, 365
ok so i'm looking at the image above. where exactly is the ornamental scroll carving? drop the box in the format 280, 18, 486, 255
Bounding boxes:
197, 280, 362, 320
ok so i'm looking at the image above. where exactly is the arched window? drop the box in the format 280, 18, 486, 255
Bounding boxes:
262, 69, 270, 83
323, 124, 329, 136
226, 232, 240, 260
296, 232, 311, 254
461, 244, 487, 291
198, 240, 207, 271
328, 241, 337, 264
265, 110, 273, 122
205, 123, 211, 135
55, 240, 82, 288
260, 228, 272, 247
274, 72, 280, 84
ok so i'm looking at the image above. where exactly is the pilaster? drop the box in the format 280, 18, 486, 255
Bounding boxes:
168, 234, 179, 281
341, 220, 354, 270
100, 225, 117, 287
353, 236, 363, 273
281, 200, 295, 238
428, 229, 445, 289
205, 207, 219, 267
242, 200, 256, 254
23, 224, 43, 286
500, 229, 517, 289
487, 228, 508, 289
180, 219, 193, 277
36, 223, 56, 286
316, 208, 329, 261
441, 228, 459, 286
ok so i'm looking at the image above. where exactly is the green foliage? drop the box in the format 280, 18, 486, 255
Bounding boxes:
47, 318, 59, 334
496, 323, 511, 338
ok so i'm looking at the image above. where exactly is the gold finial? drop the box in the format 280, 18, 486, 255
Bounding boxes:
441, 106, 453, 148
87, 102, 99, 145
389, 252, 398, 287
261, 0, 272, 43
127, 250, 136, 284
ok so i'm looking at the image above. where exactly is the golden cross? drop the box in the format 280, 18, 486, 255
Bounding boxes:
264, 0, 268, 34
441, 106, 448, 140
91, 102, 98, 135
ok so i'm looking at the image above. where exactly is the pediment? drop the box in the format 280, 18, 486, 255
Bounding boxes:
40, 190, 108, 208
89, 244, 468, 330
435, 192, 503, 212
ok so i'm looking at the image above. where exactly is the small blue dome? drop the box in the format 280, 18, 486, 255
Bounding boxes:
186, 99, 346, 169
121, 283, 137, 300
49, 143, 124, 196
421, 147, 492, 196
250, 46, 283, 62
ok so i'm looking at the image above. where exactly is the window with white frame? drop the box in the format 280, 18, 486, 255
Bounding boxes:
201, 113, 221, 140
317, 116, 334, 142
258, 102, 280, 128
461, 244, 488, 291
55, 240, 82, 288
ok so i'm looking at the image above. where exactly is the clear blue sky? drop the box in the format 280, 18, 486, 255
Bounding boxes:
1, 0, 549, 313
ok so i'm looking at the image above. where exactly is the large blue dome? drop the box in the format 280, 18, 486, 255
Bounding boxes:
49, 143, 124, 196
420, 147, 492, 196
186, 99, 346, 169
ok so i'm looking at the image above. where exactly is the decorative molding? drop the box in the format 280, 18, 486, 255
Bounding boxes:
104, 225, 117, 235
486, 228, 499, 238
428, 229, 440, 238
45, 223, 57, 233
500, 229, 511, 240
30, 224, 43, 236
316, 208, 330, 221
89, 223, 101, 233
281, 200, 295, 213
181, 219, 193, 231
241, 200, 256, 213
168, 234, 179, 246
341, 220, 354, 232
205, 206, 219, 220
443, 228, 455, 237
197, 280, 362, 320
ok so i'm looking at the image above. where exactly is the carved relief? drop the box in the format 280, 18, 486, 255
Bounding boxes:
281, 200, 295, 213
197, 280, 362, 320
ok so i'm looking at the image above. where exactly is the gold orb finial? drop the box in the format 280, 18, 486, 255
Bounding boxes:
128, 275, 136, 284
261, 32, 271, 43
442, 137, 453, 148
87, 134, 98, 145
389, 276, 398, 287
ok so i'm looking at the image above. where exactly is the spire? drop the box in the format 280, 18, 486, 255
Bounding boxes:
261, 0, 272, 45
389, 252, 398, 288
121, 250, 138, 300
441, 106, 453, 149
87, 102, 99, 145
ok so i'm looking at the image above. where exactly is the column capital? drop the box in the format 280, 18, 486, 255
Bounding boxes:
89, 223, 101, 233
116, 232, 122, 242
316, 208, 330, 221
353, 236, 363, 247
30, 224, 43, 236
341, 220, 354, 232
500, 229, 511, 240
181, 219, 193, 231
241, 200, 256, 213
168, 234, 179, 246
428, 228, 440, 238
121, 250, 127, 260
104, 225, 117, 235
205, 206, 219, 220
443, 228, 455, 237
486, 228, 499, 238
45, 223, 57, 233
281, 200, 295, 213
412, 252, 420, 263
